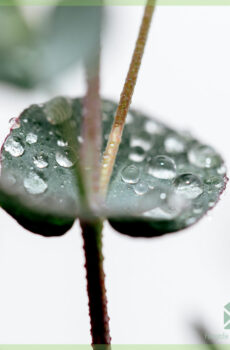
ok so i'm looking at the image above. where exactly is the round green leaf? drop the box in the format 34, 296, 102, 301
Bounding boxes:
0, 98, 227, 237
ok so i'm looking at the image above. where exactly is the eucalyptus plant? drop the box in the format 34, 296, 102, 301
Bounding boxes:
0, 1, 227, 348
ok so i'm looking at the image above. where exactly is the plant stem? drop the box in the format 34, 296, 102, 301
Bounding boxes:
81, 45, 102, 209
99, 0, 156, 197
80, 219, 111, 349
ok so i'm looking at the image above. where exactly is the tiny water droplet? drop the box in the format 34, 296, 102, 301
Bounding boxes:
134, 181, 149, 195
160, 192, 167, 200
129, 146, 145, 162
44, 97, 72, 125
56, 147, 76, 168
174, 173, 203, 199
33, 153, 49, 169
57, 139, 68, 147
24, 172, 47, 194
78, 136, 83, 144
205, 176, 223, 189
164, 135, 185, 153
4, 137, 24, 157
130, 133, 152, 151
217, 164, 226, 175
188, 144, 222, 168
126, 112, 133, 124
145, 120, 164, 134
9, 117, 20, 129
148, 155, 176, 179
121, 165, 140, 184
26, 133, 37, 144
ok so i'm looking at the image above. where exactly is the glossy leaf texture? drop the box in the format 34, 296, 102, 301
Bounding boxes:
0, 98, 227, 237
0, 3, 102, 88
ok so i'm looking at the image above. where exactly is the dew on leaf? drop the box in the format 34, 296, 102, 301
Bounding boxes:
126, 112, 133, 124
33, 153, 49, 169
57, 139, 68, 147
121, 165, 140, 184
130, 133, 152, 151
134, 181, 149, 195
145, 120, 164, 134
174, 173, 203, 199
24, 172, 47, 195
44, 97, 72, 125
4, 136, 24, 157
55, 147, 76, 168
188, 144, 222, 169
9, 117, 20, 129
26, 133, 38, 144
164, 135, 185, 153
148, 155, 176, 179
129, 146, 145, 162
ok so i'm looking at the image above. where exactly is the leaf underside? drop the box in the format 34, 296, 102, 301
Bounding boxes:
0, 97, 227, 237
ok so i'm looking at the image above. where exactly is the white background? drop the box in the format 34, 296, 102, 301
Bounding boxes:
0, 5, 230, 344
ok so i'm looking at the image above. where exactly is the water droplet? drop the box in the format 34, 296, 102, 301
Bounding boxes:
217, 164, 226, 175
121, 165, 140, 184
145, 120, 164, 134
126, 112, 133, 124
4, 136, 24, 157
78, 136, 83, 144
129, 146, 145, 162
205, 176, 223, 189
164, 135, 185, 153
130, 134, 152, 151
33, 153, 49, 169
148, 155, 176, 179
188, 144, 222, 168
44, 97, 72, 125
9, 117, 20, 129
55, 147, 76, 168
57, 139, 68, 147
174, 173, 203, 199
134, 181, 149, 195
24, 172, 47, 194
26, 133, 37, 144
160, 192, 167, 200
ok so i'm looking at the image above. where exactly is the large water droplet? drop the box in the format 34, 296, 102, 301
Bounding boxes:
33, 153, 49, 169
121, 165, 140, 184
26, 133, 37, 144
129, 146, 145, 162
4, 136, 24, 157
44, 97, 72, 125
148, 155, 176, 179
9, 117, 20, 129
24, 172, 47, 194
55, 147, 76, 168
134, 181, 149, 195
188, 144, 222, 168
164, 135, 185, 153
174, 173, 203, 199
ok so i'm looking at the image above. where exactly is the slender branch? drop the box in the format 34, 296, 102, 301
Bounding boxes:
81, 219, 111, 349
99, 1, 156, 197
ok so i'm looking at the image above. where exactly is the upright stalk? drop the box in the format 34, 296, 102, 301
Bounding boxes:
80, 1, 155, 347
100, 1, 156, 197
81, 219, 111, 348
80, 7, 111, 347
